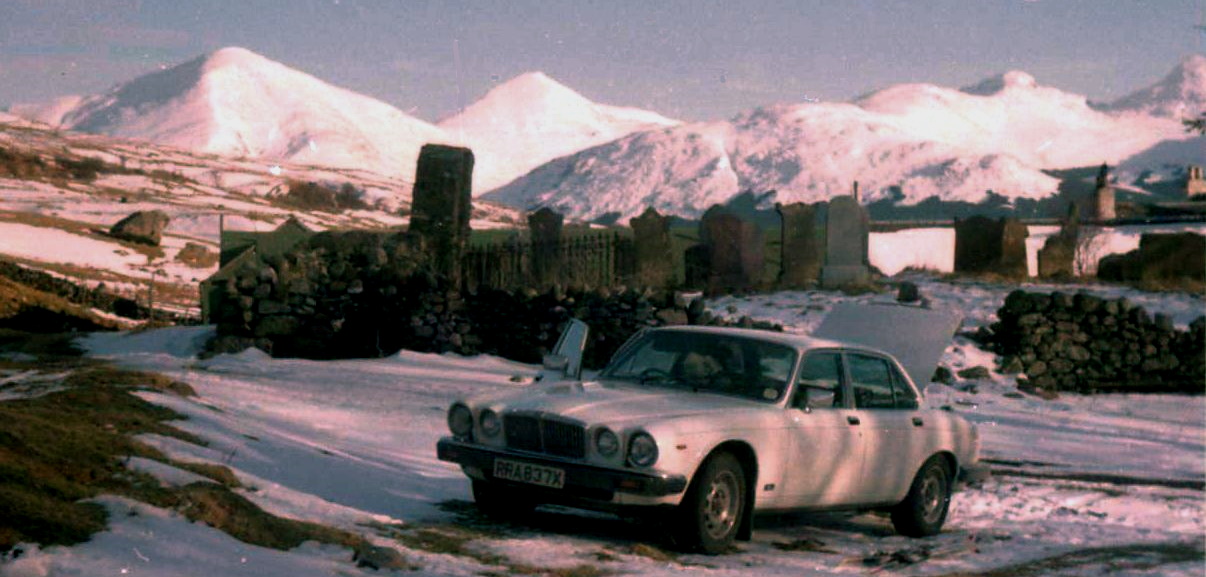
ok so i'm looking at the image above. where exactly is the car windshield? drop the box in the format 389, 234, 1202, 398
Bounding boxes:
601, 331, 797, 403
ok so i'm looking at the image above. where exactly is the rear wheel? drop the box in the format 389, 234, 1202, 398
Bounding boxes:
675, 453, 746, 554
472, 480, 536, 520
891, 456, 952, 537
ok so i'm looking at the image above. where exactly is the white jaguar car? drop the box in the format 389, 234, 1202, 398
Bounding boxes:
437, 304, 987, 553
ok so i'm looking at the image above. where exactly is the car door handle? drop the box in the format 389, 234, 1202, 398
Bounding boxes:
912, 417, 924, 427
846, 416, 861, 426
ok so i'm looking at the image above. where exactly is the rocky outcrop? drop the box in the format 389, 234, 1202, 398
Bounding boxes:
110, 210, 171, 246
975, 290, 1204, 394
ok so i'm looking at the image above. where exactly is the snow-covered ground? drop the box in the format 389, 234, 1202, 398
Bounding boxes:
3, 278, 1201, 576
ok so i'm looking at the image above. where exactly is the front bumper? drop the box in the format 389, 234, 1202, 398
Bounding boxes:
437, 437, 688, 500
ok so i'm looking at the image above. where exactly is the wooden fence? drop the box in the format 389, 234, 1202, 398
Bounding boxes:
462, 232, 635, 292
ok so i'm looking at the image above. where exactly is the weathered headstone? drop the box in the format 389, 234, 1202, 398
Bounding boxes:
1037, 205, 1079, 278
528, 207, 564, 289
410, 144, 474, 287
820, 195, 870, 288
630, 207, 675, 289
776, 202, 824, 287
954, 216, 1029, 278
700, 211, 764, 295
684, 244, 711, 290
110, 210, 171, 246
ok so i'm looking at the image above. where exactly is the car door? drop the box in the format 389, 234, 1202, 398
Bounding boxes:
846, 352, 930, 503
782, 350, 866, 507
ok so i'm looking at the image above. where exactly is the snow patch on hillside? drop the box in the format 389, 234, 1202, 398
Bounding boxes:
439, 72, 678, 194
489, 59, 1202, 221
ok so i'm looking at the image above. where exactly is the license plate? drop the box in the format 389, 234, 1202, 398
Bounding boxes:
493, 458, 565, 489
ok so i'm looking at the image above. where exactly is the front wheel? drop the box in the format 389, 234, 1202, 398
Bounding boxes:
675, 453, 746, 554
891, 456, 952, 537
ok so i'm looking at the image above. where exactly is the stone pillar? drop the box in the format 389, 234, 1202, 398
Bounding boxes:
954, 216, 1029, 278
528, 207, 563, 290
820, 195, 870, 288
410, 144, 474, 288
630, 207, 675, 289
776, 202, 823, 287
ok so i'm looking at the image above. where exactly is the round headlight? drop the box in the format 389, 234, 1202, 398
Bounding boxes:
447, 404, 473, 438
596, 428, 619, 457
627, 432, 659, 467
480, 409, 501, 437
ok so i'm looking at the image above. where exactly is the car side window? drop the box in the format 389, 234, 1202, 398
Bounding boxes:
848, 354, 896, 410
890, 364, 920, 410
791, 352, 843, 410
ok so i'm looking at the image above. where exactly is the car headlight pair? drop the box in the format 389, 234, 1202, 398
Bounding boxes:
449, 405, 502, 439
595, 428, 658, 467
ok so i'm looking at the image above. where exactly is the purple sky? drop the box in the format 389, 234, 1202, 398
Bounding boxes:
1, 0, 1202, 122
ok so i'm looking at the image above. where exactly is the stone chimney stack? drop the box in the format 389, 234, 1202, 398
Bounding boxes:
1187, 165, 1206, 199
1092, 163, 1115, 221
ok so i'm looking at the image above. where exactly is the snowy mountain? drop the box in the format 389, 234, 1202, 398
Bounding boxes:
438, 72, 679, 193
9, 47, 454, 180
488, 59, 1203, 222
1104, 54, 1206, 119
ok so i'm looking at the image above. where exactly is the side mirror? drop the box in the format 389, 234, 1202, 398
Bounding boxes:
542, 354, 569, 372
539, 319, 590, 382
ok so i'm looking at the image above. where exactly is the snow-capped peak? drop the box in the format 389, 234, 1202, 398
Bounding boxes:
961, 70, 1038, 96
198, 46, 270, 71
1106, 54, 1206, 118
9, 46, 452, 181
439, 71, 679, 193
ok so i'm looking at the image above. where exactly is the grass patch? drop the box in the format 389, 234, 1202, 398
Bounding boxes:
170, 461, 241, 488
175, 242, 219, 269
0, 277, 121, 333
394, 525, 612, 576
0, 358, 413, 572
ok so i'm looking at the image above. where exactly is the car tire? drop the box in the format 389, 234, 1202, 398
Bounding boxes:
891, 456, 952, 537
675, 452, 746, 554
472, 480, 536, 520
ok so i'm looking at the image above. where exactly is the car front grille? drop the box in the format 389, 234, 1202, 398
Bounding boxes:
503, 414, 585, 459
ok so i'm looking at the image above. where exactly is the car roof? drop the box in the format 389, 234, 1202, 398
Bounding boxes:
647, 325, 891, 357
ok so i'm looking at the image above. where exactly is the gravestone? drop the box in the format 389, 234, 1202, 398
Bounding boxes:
684, 244, 711, 290
410, 144, 474, 287
528, 207, 564, 289
954, 216, 1028, 278
630, 207, 675, 289
700, 211, 764, 295
776, 202, 824, 287
1037, 205, 1079, 278
820, 195, 870, 288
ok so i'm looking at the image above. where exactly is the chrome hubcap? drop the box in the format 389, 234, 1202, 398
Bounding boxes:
702, 471, 740, 539
920, 469, 946, 524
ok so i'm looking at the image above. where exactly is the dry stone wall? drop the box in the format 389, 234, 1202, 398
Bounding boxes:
976, 290, 1204, 394
208, 231, 778, 368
